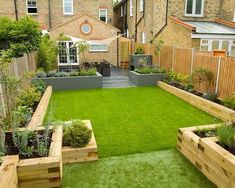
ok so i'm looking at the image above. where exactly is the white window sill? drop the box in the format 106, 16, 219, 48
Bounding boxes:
58, 63, 79, 66
27, 13, 38, 15
184, 14, 204, 18
63, 13, 74, 16
89, 50, 108, 52
140, 10, 143, 13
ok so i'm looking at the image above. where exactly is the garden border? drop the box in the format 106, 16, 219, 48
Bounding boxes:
0, 155, 19, 188
27, 86, 52, 129
62, 120, 98, 164
177, 124, 235, 188
158, 81, 235, 122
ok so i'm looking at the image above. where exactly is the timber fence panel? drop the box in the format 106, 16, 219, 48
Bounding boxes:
160, 45, 173, 71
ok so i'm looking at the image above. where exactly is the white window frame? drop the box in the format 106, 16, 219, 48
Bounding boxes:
58, 41, 79, 66
185, 0, 204, 17
130, 0, 133, 17
99, 9, 108, 23
120, 5, 124, 17
89, 43, 108, 52
142, 32, 146, 44
200, 39, 235, 56
233, 9, 235, 22
140, 0, 144, 12
26, 0, 38, 15
63, 0, 74, 15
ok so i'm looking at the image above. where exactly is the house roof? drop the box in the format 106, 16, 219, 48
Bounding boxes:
49, 14, 120, 32
114, 0, 126, 9
184, 21, 235, 35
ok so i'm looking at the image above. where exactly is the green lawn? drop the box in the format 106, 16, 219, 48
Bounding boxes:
63, 149, 215, 188
47, 87, 219, 158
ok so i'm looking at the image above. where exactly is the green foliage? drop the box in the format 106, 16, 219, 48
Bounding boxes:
75, 40, 89, 64
35, 69, 47, 78
13, 106, 32, 127
223, 93, 235, 110
203, 92, 219, 102
79, 68, 97, 76
32, 80, 46, 94
47, 70, 57, 77
57, 32, 71, 41
135, 47, 144, 55
63, 120, 92, 148
135, 67, 165, 74
37, 34, 58, 73
69, 71, 80, 77
17, 86, 41, 107
0, 16, 41, 58
192, 67, 214, 91
54, 72, 69, 77
217, 124, 235, 147
0, 129, 6, 157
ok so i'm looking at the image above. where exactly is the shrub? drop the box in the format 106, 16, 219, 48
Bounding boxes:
135, 67, 164, 74
47, 70, 57, 77
203, 92, 219, 102
135, 47, 144, 55
54, 72, 69, 77
32, 80, 46, 94
35, 69, 47, 78
37, 34, 58, 73
17, 86, 41, 107
217, 124, 235, 147
63, 120, 92, 148
79, 68, 97, 76
13, 106, 32, 127
69, 71, 80, 77
223, 93, 235, 110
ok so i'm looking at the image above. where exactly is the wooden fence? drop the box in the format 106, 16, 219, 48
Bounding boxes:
119, 38, 235, 99
0, 52, 37, 117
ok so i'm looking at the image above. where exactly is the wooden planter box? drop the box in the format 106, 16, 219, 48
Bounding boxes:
27, 86, 52, 129
34, 73, 103, 91
17, 126, 63, 188
177, 124, 235, 188
0, 155, 19, 188
158, 81, 235, 122
62, 120, 98, 164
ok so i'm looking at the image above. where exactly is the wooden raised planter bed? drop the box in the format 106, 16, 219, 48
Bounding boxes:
158, 81, 235, 122
27, 86, 52, 129
62, 120, 98, 164
177, 124, 235, 188
0, 155, 19, 188
17, 126, 63, 188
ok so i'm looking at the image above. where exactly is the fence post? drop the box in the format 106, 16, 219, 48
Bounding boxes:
24, 53, 29, 72
171, 45, 175, 71
0, 84, 6, 117
215, 57, 222, 94
14, 58, 18, 78
190, 48, 195, 83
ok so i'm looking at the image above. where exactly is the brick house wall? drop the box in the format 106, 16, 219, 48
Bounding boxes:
49, 14, 119, 67
0, 0, 113, 29
220, 0, 235, 22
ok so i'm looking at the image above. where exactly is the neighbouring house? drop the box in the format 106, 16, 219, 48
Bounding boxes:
49, 14, 120, 71
0, 0, 113, 29
114, 0, 235, 56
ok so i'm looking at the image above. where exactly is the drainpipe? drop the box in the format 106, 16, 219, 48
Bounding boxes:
48, 0, 52, 29
14, 0, 18, 21
135, 0, 145, 42
154, 0, 169, 38
117, 32, 120, 67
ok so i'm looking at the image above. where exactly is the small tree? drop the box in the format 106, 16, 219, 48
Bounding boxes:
75, 40, 89, 66
37, 34, 58, 73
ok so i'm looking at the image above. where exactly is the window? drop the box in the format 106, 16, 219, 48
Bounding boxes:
200, 39, 235, 56
63, 0, 73, 15
142, 32, 146, 44
90, 44, 107, 52
130, 0, 133, 17
233, 9, 235, 22
120, 6, 123, 17
81, 24, 92, 34
185, 0, 204, 17
26, 0, 37, 14
99, 9, 108, 23
140, 0, 144, 12
58, 41, 78, 65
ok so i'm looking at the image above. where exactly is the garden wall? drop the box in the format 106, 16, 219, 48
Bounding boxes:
34, 73, 103, 91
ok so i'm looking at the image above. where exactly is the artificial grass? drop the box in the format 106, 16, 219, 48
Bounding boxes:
47, 87, 220, 158
62, 149, 215, 188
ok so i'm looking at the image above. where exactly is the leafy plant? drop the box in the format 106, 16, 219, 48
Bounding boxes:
135, 47, 144, 55
63, 120, 92, 148
37, 34, 58, 73
35, 69, 47, 78
69, 71, 80, 77
32, 80, 46, 94
47, 70, 57, 77
135, 67, 164, 74
79, 68, 97, 76
13, 106, 32, 127
75, 40, 89, 65
217, 124, 235, 147
54, 72, 69, 77
17, 86, 41, 107
203, 92, 219, 102
223, 93, 235, 110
